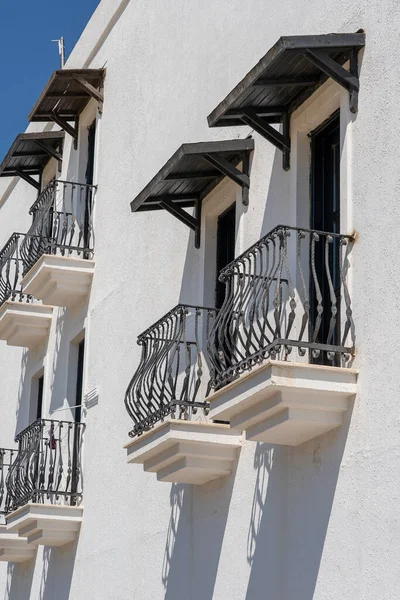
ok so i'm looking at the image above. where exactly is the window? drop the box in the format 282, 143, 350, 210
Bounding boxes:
85, 121, 96, 186
30, 371, 44, 424
310, 112, 341, 365
75, 339, 85, 423
215, 203, 236, 309
36, 375, 44, 420
71, 338, 85, 502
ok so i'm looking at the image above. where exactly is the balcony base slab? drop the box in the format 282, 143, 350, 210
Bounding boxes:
208, 361, 358, 446
0, 301, 53, 348
22, 254, 95, 307
0, 526, 35, 562
6, 503, 83, 547
125, 420, 241, 485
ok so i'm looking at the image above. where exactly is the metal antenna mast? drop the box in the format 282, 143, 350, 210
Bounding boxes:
51, 37, 65, 67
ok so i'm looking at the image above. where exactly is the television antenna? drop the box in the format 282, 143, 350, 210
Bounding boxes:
52, 37, 65, 67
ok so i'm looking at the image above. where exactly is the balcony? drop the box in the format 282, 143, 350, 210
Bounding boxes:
0, 526, 35, 563
207, 226, 358, 446
0, 233, 53, 348
0, 449, 34, 562
0, 419, 84, 554
21, 179, 96, 307
0, 448, 16, 517
125, 305, 241, 485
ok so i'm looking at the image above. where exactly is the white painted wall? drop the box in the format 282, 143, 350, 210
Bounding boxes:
0, 0, 400, 598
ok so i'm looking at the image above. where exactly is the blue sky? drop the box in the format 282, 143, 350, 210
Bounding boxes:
0, 0, 100, 159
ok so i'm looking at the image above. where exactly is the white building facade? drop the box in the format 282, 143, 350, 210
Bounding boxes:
0, 1, 397, 598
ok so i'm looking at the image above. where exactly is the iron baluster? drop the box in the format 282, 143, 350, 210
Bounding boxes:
310, 232, 323, 357
19, 179, 96, 277
296, 230, 309, 355
5, 418, 84, 513
0, 449, 16, 515
282, 230, 297, 352
340, 238, 354, 357
125, 305, 217, 438
207, 225, 355, 390
324, 235, 338, 360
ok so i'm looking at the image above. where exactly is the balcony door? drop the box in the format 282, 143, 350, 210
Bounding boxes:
216, 203, 236, 309
310, 112, 341, 363
83, 121, 96, 256
71, 339, 85, 503
213, 204, 236, 389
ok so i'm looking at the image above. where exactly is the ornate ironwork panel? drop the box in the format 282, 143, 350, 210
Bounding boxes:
207, 225, 355, 390
5, 419, 84, 513
0, 448, 16, 515
0, 232, 35, 308
125, 304, 217, 438
21, 179, 96, 275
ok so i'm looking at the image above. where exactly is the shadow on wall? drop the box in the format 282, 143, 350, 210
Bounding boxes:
162, 484, 192, 599
259, 146, 292, 239
286, 403, 355, 600
49, 308, 68, 415
4, 540, 78, 600
15, 349, 31, 436
245, 403, 354, 600
162, 459, 238, 600
245, 443, 288, 600
39, 541, 78, 600
14, 306, 68, 436
5, 560, 35, 600
191, 463, 238, 600
50, 299, 89, 418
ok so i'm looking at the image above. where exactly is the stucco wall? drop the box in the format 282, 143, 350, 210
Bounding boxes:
0, 0, 399, 598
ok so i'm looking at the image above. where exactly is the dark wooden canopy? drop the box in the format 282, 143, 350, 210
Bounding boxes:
131, 139, 254, 247
0, 131, 65, 190
207, 32, 365, 169
28, 69, 105, 144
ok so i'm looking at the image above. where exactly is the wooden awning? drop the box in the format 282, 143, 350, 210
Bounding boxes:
131, 139, 254, 247
207, 32, 365, 169
28, 69, 105, 144
0, 132, 65, 190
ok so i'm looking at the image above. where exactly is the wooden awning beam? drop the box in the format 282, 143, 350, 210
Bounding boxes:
51, 112, 78, 148
34, 140, 62, 163
241, 108, 290, 170
202, 152, 250, 205
72, 76, 104, 112
15, 170, 40, 190
303, 47, 360, 113
159, 197, 202, 248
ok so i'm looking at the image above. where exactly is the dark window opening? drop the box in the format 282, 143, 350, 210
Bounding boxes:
71, 338, 85, 503
216, 203, 236, 309
84, 120, 96, 256
36, 375, 44, 421
213, 203, 236, 411
75, 340, 85, 423
85, 121, 96, 186
310, 112, 341, 365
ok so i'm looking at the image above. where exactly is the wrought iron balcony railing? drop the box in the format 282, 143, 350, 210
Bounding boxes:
207, 225, 355, 390
21, 179, 96, 275
0, 232, 35, 308
5, 418, 84, 513
125, 304, 217, 438
0, 448, 16, 515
